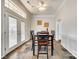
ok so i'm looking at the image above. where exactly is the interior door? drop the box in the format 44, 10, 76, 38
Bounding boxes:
56, 19, 62, 40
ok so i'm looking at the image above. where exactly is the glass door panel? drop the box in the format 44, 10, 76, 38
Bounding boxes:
21, 21, 25, 41
9, 16, 17, 48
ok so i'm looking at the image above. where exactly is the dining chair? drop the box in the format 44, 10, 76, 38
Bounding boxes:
37, 32, 49, 59
51, 30, 55, 38
51, 30, 55, 50
30, 30, 35, 51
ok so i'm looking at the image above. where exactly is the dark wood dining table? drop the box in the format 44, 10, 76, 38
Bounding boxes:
32, 34, 54, 56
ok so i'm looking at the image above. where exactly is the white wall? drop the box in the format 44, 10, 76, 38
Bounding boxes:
56, 0, 77, 57
31, 15, 56, 34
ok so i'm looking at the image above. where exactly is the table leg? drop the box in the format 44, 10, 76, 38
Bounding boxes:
33, 40, 35, 55
51, 36, 53, 55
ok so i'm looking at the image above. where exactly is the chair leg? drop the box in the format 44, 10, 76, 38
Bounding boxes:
37, 55, 39, 59
47, 54, 48, 59
37, 49, 39, 59
47, 46, 48, 59
33, 45, 35, 55
37, 45, 40, 59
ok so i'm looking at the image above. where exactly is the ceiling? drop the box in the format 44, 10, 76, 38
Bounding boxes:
20, 0, 64, 15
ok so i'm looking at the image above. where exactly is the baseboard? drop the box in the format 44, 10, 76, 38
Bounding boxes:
61, 44, 77, 58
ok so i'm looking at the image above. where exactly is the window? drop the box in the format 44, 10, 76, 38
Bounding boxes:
21, 21, 25, 41
5, 0, 26, 18
9, 16, 17, 48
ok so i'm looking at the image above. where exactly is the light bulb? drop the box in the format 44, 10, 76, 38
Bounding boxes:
39, 7, 46, 11
39, 2, 42, 6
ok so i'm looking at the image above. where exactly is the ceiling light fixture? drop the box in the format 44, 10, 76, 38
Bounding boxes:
27, 0, 47, 11
38, 1, 47, 11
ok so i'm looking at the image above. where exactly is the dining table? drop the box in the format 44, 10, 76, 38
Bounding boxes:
32, 34, 54, 56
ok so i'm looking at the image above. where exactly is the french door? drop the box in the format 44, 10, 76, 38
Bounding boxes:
2, 13, 18, 55
2, 12, 26, 57
9, 16, 17, 48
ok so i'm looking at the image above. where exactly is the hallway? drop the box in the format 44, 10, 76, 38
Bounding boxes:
2, 40, 75, 59
1, 0, 77, 59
